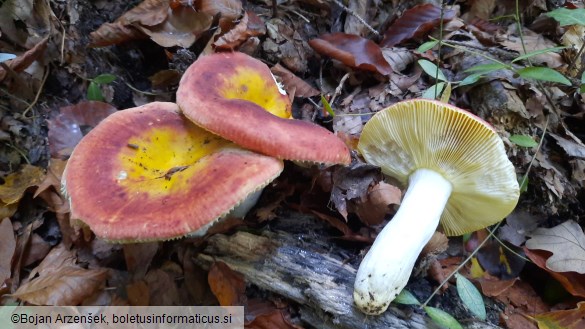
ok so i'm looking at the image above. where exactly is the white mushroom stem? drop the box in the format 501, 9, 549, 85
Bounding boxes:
353, 168, 453, 315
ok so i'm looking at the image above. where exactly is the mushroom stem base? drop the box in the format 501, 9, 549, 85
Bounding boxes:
353, 168, 452, 315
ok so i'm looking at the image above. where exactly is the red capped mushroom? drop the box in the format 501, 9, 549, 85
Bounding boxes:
176, 52, 350, 165
354, 99, 520, 314
62, 102, 283, 242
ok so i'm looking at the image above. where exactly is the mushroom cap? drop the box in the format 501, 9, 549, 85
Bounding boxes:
358, 99, 519, 236
176, 52, 350, 165
62, 102, 284, 242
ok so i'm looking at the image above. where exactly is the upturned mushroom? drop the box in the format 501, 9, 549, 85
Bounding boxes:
353, 99, 519, 314
176, 51, 350, 165
62, 102, 283, 242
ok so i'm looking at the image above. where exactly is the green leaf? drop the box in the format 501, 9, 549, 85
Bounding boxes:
92, 73, 117, 84
87, 82, 104, 101
0, 53, 16, 64
424, 306, 463, 329
418, 40, 439, 53
320, 95, 335, 117
463, 63, 508, 74
510, 134, 538, 148
519, 175, 529, 193
421, 82, 445, 100
581, 72, 585, 93
516, 67, 571, 86
546, 8, 585, 27
512, 46, 566, 63
456, 273, 486, 320
418, 59, 447, 82
457, 73, 483, 87
393, 289, 420, 305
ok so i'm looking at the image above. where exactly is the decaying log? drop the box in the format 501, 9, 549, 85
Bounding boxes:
196, 213, 501, 329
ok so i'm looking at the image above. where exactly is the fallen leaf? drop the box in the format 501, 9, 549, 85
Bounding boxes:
0, 218, 16, 286
139, 7, 212, 48
214, 11, 266, 51
524, 248, 585, 298
380, 4, 456, 47
330, 163, 383, 220
352, 181, 401, 225
309, 32, 392, 75
208, 261, 245, 306
144, 267, 182, 305
532, 301, 585, 329
34, 159, 69, 214
123, 242, 160, 279
47, 101, 117, 158
126, 280, 150, 306
525, 220, 585, 274
0, 36, 49, 82
11, 244, 108, 305
0, 164, 45, 205
246, 309, 302, 329
22, 233, 52, 267
270, 63, 319, 98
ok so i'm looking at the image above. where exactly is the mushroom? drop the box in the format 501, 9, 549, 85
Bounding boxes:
176, 51, 350, 165
353, 99, 520, 314
62, 102, 283, 242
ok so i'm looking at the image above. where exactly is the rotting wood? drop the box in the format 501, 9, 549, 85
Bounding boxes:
196, 213, 502, 329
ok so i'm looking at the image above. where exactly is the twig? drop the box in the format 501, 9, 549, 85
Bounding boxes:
330, 0, 380, 36
329, 72, 350, 105
22, 66, 50, 118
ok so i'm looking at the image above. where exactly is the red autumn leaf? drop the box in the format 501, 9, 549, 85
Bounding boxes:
309, 32, 392, 75
47, 101, 117, 158
245, 299, 303, 329
380, 3, 456, 47
270, 63, 319, 98
208, 261, 246, 306
214, 11, 266, 51
524, 247, 585, 298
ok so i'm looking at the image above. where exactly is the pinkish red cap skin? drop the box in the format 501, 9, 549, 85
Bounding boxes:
176, 52, 351, 165
62, 102, 284, 242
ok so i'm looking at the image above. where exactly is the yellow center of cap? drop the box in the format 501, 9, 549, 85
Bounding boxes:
220, 67, 291, 119
116, 125, 230, 196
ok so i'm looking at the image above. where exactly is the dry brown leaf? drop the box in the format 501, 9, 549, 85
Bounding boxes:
353, 181, 401, 225
0, 164, 45, 205
144, 268, 182, 305
532, 301, 585, 329
123, 242, 160, 279
500, 31, 564, 68
118, 0, 169, 26
12, 266, 108, 305
22, 233, 52, 267
126, 280, 150, 306
245, 309, 303, 329
271, 63, 319, 98
88, 22, 146, 48
0, 218, 16, 286
524, 248, 585, 298
214, 11, 266, 51
380, 4, 456, 48
139, 7, 212, 48
12, 244, 107, 305
525, 220, 585, 274
0, 35, 49, 82
309, 33, 392, 76
208, 261, 245, 306
199, 0, 242, 22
